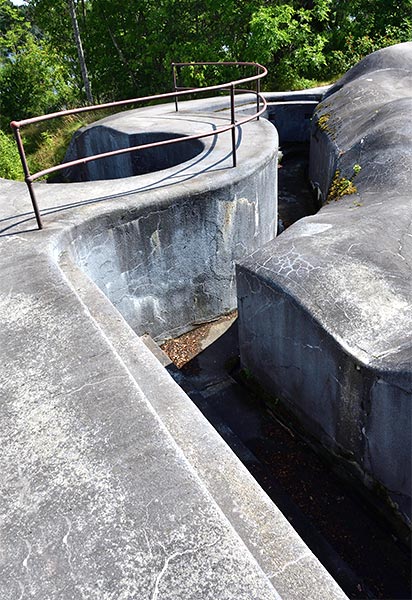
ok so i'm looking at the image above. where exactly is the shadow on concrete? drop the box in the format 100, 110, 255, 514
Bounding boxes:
0, 121, 243, 237
166, 321, 411, 600
277, 142, 319, 230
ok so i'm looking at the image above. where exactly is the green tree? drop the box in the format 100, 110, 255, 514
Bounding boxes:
0, 0, 30, 58
29, 0, 91, 101
327, 0, 412, 73
2, 0, 412, 125
0, 0, 76, 126
67, 0, 93, 103
83, 0, 255, 100
0, 34, 74, 126
247, 0, 333, 89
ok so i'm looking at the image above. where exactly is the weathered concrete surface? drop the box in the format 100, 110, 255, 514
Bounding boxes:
237, 43, 412, 535
66, 133, 276, 340
0, 251, 277, 600
266, 101, 318, 144
0, 98, 348, 599
4, 107, 278, 342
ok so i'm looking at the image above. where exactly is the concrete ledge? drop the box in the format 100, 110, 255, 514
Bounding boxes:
237, 43, 412, 534
0, 98, 347, 598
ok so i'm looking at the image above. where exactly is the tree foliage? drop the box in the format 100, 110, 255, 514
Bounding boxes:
1, 0, 411, 125
0, 129, 24, 179
0, 0, 75, 127
248, 1, 333, 89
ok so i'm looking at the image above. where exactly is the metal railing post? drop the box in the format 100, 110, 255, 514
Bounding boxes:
11, 124, 43, 230
230, 83, 237, 168
172, 63, 179, 112
256, 65, 260, 121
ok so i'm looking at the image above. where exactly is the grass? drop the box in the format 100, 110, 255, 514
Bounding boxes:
23, 115, 87, 178
22, 109, 118, 180
1, 108, 119, 181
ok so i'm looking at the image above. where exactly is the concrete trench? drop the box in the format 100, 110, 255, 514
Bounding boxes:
237, 43, 412, 541
162, 314, 411, 599
0, 43, 411, 600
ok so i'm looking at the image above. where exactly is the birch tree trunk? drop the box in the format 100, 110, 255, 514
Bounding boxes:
67, 0, 93, 104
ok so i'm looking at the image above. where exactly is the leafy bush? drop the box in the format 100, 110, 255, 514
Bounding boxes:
0, 35, 75, 128
0, 130, 24, 180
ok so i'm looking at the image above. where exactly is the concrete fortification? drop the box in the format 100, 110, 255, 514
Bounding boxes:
1, 43, 411, 598
237, 42, 412, 535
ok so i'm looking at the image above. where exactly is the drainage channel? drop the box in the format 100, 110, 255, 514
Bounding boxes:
161, 316, 411, 600
159, 144, 411, 600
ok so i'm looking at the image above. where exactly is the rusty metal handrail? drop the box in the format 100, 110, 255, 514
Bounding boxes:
10, 62, 267, 229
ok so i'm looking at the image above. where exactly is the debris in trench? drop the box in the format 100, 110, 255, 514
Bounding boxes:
161, 311, 237, 368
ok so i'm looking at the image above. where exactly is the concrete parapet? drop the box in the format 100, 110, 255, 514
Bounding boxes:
237, 43, 412, 535
63, 110, 277, 340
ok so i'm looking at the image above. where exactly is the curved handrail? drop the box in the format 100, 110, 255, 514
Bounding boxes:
10, 62, 267, 229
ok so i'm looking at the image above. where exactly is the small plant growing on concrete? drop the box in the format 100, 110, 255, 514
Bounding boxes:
318, 113, 332, 133
326, 164, 361, 203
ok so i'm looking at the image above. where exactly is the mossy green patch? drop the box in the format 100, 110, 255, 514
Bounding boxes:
318, 113, 332, 133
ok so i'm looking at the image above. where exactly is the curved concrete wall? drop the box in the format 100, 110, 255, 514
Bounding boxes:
237, 43, 412, 535
60, 126, 204, 181
61, 90, 326, 342
64, 112, 277, 341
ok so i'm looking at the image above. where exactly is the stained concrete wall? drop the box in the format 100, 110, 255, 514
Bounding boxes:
65, 113, 277, 341
266, 101, 318, 143
60, 125, 204, 181
237, 43, 412, 536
